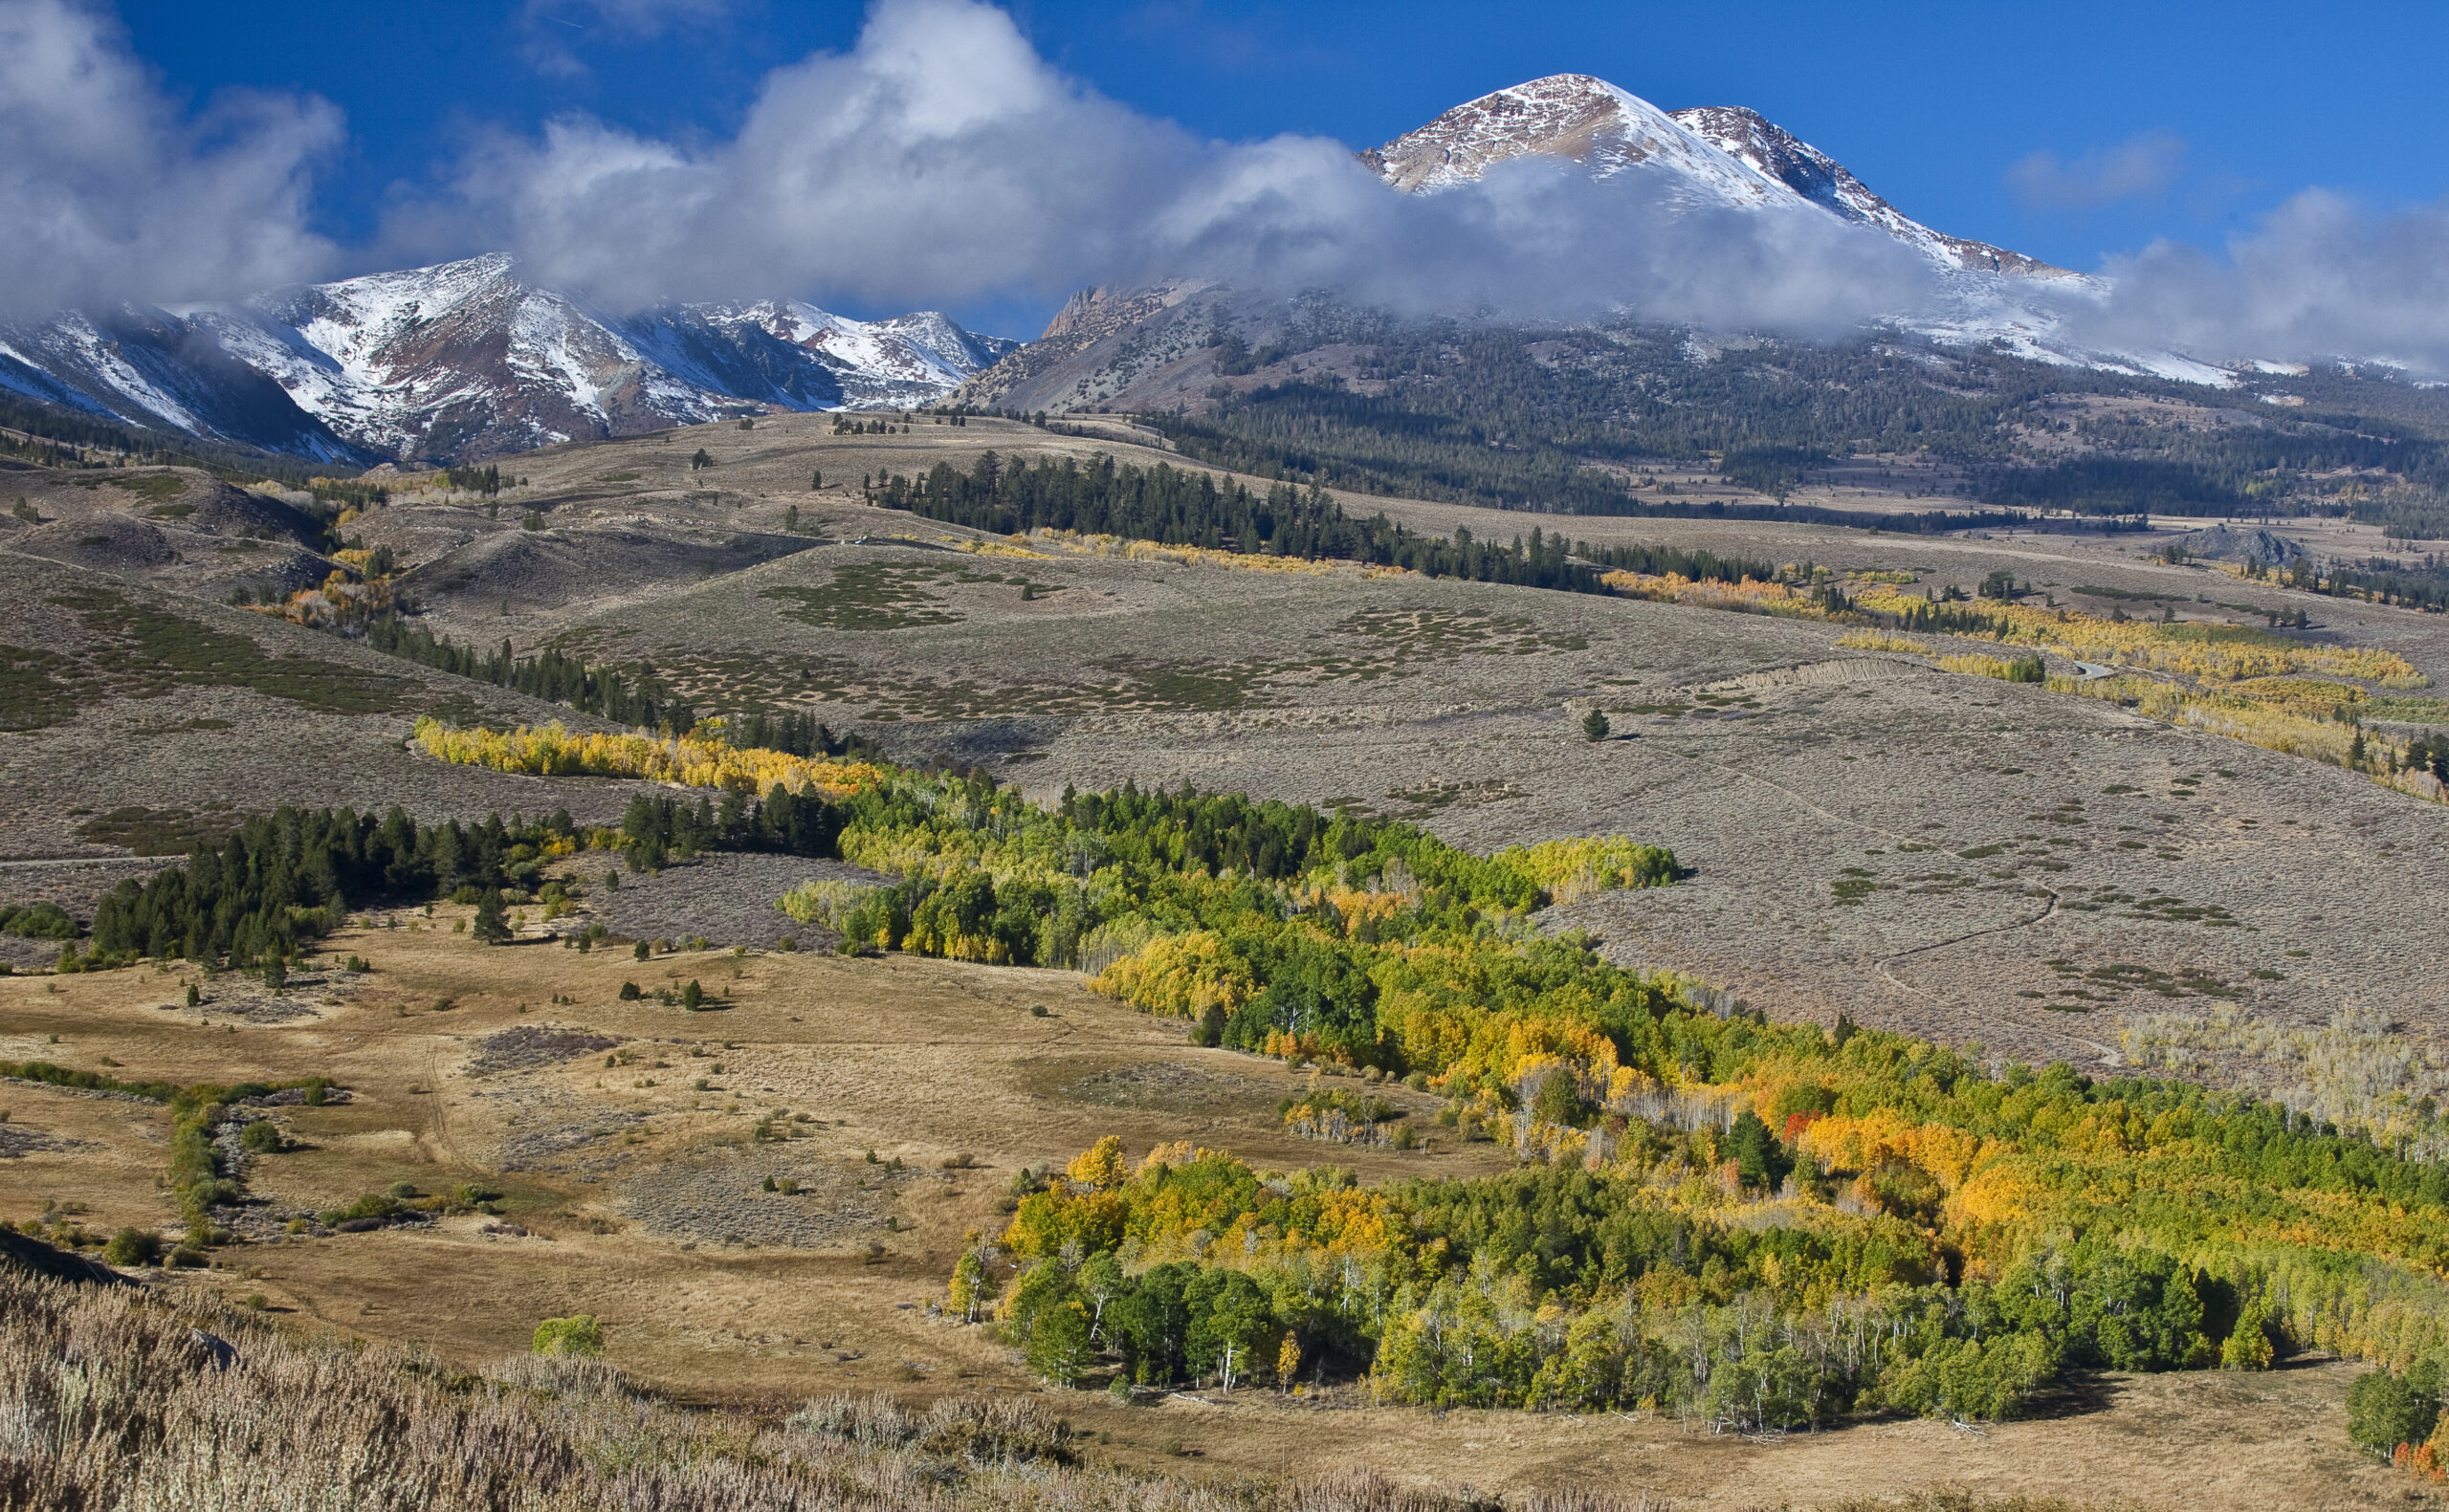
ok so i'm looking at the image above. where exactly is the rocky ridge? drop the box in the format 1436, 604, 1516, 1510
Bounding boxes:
0, 255, 1018, 465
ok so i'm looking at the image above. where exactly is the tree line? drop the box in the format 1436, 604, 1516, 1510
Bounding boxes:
985, 1132, 2269, 1423
617, 790, 841, 871
873, 452, 1606, 590
725, 705, 877, 761
873, 452, 2153, 608
358, 617, 894, 752
362, 616, 699, 734
874, 452, 1816, 595
441, 464, 502, 495
84, 805, 578, 970
0, 391, 362, 490
2251, 552, 2449, 615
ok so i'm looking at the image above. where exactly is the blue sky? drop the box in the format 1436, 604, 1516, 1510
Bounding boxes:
81, 0, 2449, 338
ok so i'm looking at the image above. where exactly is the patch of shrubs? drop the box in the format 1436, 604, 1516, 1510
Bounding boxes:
533, 1314, 605, 1357
786, 1391, 1072, 1466
320, 1193, 403, 1230
0, 903, 77, 938
102, 1227, 163, 1267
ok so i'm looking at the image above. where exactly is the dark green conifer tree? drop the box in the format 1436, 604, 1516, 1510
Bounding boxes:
472, 889, 513, 946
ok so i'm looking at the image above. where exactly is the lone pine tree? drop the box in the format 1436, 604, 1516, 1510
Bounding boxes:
472, 889, 513, 945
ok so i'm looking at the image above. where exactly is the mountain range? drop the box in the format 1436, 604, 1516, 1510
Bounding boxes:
952, 76, 2236, 413
1, 74, 2224, 468
0, 254, 1015, 466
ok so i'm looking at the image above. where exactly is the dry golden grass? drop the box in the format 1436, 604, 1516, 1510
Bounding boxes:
11, 1264, 1680, 1512
1933, 652, 2019, 679
0, 912, 2427, 1510
16, 407, 2449, 1506
0, 902, 1478, 1393
1834, 629, 1925, 655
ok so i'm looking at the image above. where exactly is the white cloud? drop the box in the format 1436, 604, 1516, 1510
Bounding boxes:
431, 0, 1935, 334
0, 0, 340, 313
13, 0, 2448, 386
1144, 135, 1933, 334
435, 0, 1184, 307
2072, 188, 2449, 373
518, 0, 740, 77
2007, 129, 2188, 210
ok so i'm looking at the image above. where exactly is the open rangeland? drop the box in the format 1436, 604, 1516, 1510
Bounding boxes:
9, 413, 2449, 1508
0, 908, 2431, 1511
275, 411, 2449, 1074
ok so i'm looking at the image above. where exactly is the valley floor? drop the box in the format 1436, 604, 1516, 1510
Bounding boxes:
0, 915, 2431, 1509
8, 411, 2449, 1505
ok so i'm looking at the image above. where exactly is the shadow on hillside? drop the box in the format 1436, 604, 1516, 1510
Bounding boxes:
2012, 1369, 2125, 1421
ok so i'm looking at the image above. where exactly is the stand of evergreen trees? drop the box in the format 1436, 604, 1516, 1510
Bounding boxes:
1982, 416, 2449, 523
362, 616, 697, 733
872, 453, 1804, 595
617, 789, 842, 871
2270, 555, 2449, 614
0, 392, 369, 490
874, 452, 1592, 588
727, 705, 877, 761
1592, 497, 2143, 535
1578, 540, 1779, 582
2405, 732, 2449, 783
874, 452, 2150, 602
359, 619, 895, 747
85, 806, 577, 969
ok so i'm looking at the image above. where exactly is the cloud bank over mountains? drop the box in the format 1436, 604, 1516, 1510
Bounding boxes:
414, 0, 1940, 334
2069, 191, 2449, 375
430, 0, 1198, 312
0, 0, 340, 313
7, 0, 2449, 375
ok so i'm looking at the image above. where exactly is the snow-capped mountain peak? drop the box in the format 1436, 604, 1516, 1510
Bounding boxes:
680, 300, 1013, 401
1361, 75, 1772, 209
1666, 105, 2064, 277
197, 254, 676, 461
1336, 74, 2230, 379
0, 254, 1018, 464
1362, 75, 2064, 281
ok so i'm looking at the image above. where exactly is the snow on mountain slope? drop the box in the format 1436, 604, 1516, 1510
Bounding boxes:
4, 255, 1018, 463
1363, 75, 2064, 281
1343, 74, 2238, 381
201, 253, 689, 460
224, 256, 1017, 460
1666, 105, 2064, 278
1361, 75, 1775, 210
650, 300, 1019, 412
0, 304, 363, 460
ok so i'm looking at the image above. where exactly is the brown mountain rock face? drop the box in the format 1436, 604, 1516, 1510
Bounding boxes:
1358, 75, 1653, 191
950, 281, 1213, 414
